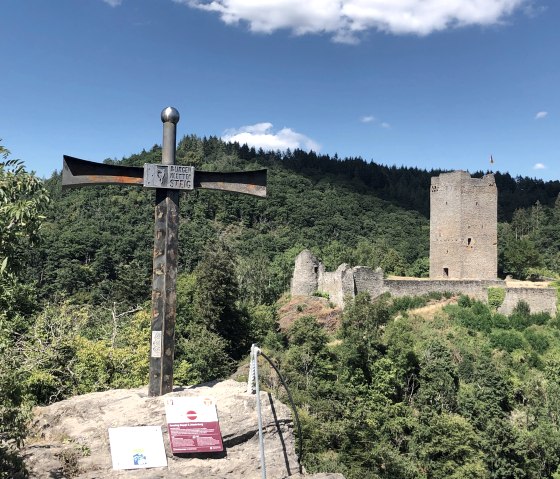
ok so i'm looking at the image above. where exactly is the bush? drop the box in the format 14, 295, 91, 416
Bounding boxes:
458, 295, 473, 308
513, 300, 531, 317
174, 323, 233, 385
529, 312, 551, 327
406, 256, 430, 278
509, 305, 550, 331
247, 304, 279, 343
0, 345, 31, 478
491, 313, 509, 329
487, 288, 506, 310
523, 327, 550, 355
390, 295, 428, 314
489, 330, 527, 353
445, 301, 492, 333
313, 291, 330, 299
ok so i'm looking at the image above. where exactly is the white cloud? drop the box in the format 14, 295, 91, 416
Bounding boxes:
222, 122, 320, 151
524, 3, 547, 18
533, 163, 546, 170
360, 115, 391, 128
180, 0, 527, 42
103, 0, 122, 6
535, 111, 548, 120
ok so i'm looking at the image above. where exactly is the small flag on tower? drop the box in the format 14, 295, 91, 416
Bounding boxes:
490, 155, 494, 164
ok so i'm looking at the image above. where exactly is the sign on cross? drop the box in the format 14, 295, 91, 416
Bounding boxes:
62, 107, 267, 396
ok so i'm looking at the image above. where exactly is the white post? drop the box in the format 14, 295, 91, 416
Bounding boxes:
249, 344, 266, 479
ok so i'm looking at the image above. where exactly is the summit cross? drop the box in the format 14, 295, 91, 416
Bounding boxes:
62, 107, 267, 396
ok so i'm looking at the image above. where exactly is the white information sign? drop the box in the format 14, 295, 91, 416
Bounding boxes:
108, 426, 167, 470
164, 397, 224, 454
151, 331, 162, 358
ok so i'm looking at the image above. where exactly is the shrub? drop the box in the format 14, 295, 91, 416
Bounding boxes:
491, 314, 509, 330
513, 300, 531, 317
247, 304, 279, 343
523, 327, 550, 354
528, 312, 551, 327
487, 288, 506, 310
458, 295, 473, 308
406, 256, 430, 278
313, 291, 330, 300
391, 295, 428, 314
489, 330, 527, 352
445, 301, 492, 333
175, 323, 233, 385
509, 308, 550, 331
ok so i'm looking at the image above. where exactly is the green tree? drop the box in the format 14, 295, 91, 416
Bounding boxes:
284, 315, 332, 390
411, 413, 488, 479
415, 341, 459, 414
500, 236, 543, 279
0, 148, 49, 277
193, 241, 251, 358
482, 418, 526, 479
338, 293, 391, 387
174, 323, 234, 385
0, 145, 49, 476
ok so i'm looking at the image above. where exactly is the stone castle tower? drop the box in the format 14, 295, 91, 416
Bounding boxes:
430, 171, 497, 280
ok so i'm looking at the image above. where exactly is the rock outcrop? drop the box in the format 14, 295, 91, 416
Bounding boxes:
21, 379, 344, 479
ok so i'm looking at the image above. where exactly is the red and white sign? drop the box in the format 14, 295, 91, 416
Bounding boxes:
164, 397, 224, 454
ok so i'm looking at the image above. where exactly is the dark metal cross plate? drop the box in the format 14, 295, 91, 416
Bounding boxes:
62, 156, 267, 197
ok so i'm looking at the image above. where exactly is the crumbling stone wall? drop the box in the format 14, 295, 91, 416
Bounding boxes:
498, 288, 557, 316
291, 250, 320, 296
317, 263, 355, 307
384, 278, 504, 301
430, 171, 497, 280
290, 251, 557, 314
352, 266, 384, 299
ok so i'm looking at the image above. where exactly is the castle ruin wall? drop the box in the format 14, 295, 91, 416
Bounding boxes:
290, 251, 557, 315
318, 263, 354, 307
291, 250, 319, 296
352, 266, 384, 299
383, 279, 505, 302
498, 288, 557, 316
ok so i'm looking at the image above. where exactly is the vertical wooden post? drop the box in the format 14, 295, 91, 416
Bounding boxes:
149, 107, 180, 396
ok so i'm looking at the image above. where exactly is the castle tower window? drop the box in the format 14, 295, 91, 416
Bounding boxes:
443, 268, 449, 277
467, 237, 472, 246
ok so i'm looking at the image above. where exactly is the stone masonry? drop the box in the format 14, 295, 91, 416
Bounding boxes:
290, 249, 556, 315
291, 250, 320, 296
430, 171, 497, 280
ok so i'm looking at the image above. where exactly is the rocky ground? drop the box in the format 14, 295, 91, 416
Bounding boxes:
20, 379, 344, 479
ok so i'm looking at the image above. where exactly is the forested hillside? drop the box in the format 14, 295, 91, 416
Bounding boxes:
32, 135, 560, 305
3, 137, 560, 478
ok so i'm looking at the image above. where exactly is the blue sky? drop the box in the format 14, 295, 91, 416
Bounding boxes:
1, 0, 558, 180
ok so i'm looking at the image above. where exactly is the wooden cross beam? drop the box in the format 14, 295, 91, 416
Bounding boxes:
62, 107, 267, 396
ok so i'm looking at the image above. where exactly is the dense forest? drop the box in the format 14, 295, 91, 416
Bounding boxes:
3, 136, 560, 478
